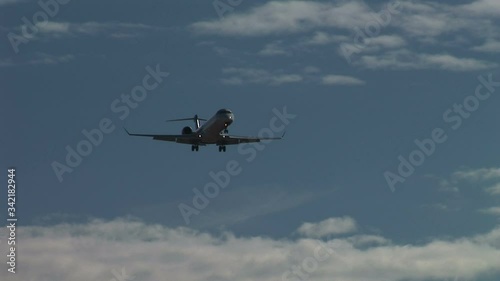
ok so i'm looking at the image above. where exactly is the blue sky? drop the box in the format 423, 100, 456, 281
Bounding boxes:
1, 0, 500, 280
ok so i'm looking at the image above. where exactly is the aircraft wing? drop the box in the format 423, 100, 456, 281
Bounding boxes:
219, 133, 284, 145
124, 128, 201, 144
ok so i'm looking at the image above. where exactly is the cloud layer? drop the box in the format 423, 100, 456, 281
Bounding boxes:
2, 217, 500, 281
191, 0, 500, 72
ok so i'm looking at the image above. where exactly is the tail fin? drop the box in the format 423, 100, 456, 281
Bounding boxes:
166, 115, 206, 129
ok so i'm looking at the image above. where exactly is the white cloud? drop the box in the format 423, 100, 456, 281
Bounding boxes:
191, 1, 500, 72
303, 31, 348, 46
369, 35, 406, 49
190, 1, 373, 36
3, 218, 500, 281
38, 21, 70, 34
258, 41, 289, 56
357, 50, 497, 71
479, 207, 500, 216
321, 74, 365, 86
461, 0, 500, 16
338, 35, 407, 57
191, 1, 499, 42
268, 74, 303, 85
452, 168, 500, 182
432, 167, 500, 195
472, 39, 500, 53
396, 1, 499, 41
190, 0, 500, 72
486, 183, 500, 195
220, 68, 364, 86
297, 216, 358, 238
221, 67, 302, 85
419, 53, 497, 71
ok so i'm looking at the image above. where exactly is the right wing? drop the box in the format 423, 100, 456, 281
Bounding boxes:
218, 132, 285, 145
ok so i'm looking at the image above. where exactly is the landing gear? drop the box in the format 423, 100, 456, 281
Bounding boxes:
218, 145, 226, 152
223, 129, 229, 134
191, 145, 199, 152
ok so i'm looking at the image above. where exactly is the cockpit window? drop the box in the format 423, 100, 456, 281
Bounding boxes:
217, 109, 232, 114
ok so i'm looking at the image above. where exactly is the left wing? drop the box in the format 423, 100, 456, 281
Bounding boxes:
218, 132, 285, 145
124, 128, 201, 144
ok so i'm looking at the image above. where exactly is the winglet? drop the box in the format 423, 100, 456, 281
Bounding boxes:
124, 127, 131, 135
281, 131, 286, 138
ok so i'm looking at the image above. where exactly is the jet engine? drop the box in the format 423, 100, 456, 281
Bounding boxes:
182, 126, 193, 135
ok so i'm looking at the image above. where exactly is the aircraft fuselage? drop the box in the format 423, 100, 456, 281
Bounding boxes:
192, 109, 234, 144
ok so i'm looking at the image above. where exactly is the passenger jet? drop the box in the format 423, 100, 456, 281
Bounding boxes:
125, 109, 283, 152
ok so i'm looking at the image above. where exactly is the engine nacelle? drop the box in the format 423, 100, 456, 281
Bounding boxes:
182, 126, 193, 135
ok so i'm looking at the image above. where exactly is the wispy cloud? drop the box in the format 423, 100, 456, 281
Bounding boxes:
434, 167, 500, 193
321, 74, 365, 85
452, 168, 500, 182
297, 216, 358, 238
430, 167, 500, 212
302, 31, 348, 46
258, 41, 290, 56
340, 35, 407, 56
221, 67, 302, 85
220, 67, 366, 87
472, 39, 500, 53
460, 0, 500, 16
486, 183, 500, 195
357, 50, 497, 71
15, 21, 158, 40
479, 206, 500, 216
303, 66, 320, 73
191, 186, 317, 228
0, 53, 74, 67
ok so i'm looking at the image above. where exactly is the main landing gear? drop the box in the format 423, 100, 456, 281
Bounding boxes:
191, 145, 199, 152
218, 145, 226, 152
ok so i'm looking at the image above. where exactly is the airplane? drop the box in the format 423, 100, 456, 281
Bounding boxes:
124, 108, 283, 152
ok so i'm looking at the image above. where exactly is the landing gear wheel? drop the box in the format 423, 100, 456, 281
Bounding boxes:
218, 145, 226, 152
223, 129, 229, 134
192, 145, 199, 152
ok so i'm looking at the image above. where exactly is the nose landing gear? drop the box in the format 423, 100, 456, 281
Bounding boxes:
218, 145, 226, 152
191, 145, 199, 151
